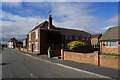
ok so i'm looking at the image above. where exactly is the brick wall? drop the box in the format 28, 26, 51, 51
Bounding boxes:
28, 29, 40, 54
61, 49, 98, 65
91, 38, 98, 46
100, 41, 119, 55
61, 49, 119, 69
100, 55, 120, 69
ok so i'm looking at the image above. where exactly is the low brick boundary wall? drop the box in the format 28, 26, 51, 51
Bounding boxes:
100, 55, 120, 70
61, 49, 119, 70
61, 49, 99, 65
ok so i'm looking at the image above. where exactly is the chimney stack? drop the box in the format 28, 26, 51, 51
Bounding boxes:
48, 15, 52, 29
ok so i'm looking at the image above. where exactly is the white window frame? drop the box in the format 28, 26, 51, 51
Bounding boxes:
65, 35, 72, 40
35, 42, 38, 51
29, 34, 31, 41
106, 41, 117, 48
29, 43, 31, 50
35, 31, 38, 39
81, 36, 85, 40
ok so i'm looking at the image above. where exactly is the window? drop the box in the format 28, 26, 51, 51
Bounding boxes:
106, 41, 117, 48
65, 35, 72, 40
81, 36, 85, 40
29, 34, 31, 41
86, 37, 89, 40
29, 43, 31, 50
35, 42, 38, 51
75, 36, 78, 40
35, 31, 38, 39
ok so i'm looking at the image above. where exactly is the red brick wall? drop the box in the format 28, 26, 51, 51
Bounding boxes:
61, 50, 119, 69
91, 38, 98, 45
28, 29, 40, 54
100, 41, 119, 55
63, 51, 95, 65
100, 55, 120, 70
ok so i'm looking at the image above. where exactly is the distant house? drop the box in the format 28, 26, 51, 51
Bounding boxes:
100, 26, 120, 55
27, 15, 91, 54
23, 38, 28, 49
7, 38, 18, 48
90, 34, 102, 48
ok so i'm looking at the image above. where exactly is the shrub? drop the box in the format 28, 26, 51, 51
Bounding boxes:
67, 41, 87, 50
97, 42, 100, 46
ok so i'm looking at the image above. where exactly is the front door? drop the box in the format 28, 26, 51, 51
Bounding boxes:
32, 44, 34, 52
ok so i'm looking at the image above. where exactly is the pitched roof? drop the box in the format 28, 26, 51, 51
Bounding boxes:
29, 20, 91, 36
100, 26, 120, 41
91, 34, 102, 38
58, 27, 90, 36
9, 38, 18, 42
30, 20, 56, 32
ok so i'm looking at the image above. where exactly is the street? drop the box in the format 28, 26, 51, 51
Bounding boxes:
2, 48, 109, 78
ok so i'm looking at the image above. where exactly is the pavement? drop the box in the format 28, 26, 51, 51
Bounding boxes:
2, 48, 120, 79
16, 48, 119, 79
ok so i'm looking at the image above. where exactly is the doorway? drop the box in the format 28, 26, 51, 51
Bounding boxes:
32, 44, 34, 52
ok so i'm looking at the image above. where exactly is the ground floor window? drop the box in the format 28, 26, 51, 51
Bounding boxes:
106, 41, 117, 48
35, 42, 38, 51
29, 43, 31, 50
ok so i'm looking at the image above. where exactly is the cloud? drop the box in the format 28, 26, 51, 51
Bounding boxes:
50, 3, 104, 34
1, 10, 46, 43
1, 2, 118, 44
102, 14, 118, 30
1, 0, 120, 2
2, 2, 22, 8
104, 15, 118, 26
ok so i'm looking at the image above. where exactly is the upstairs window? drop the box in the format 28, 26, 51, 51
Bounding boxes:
81, 36, 85, 40
65, 35, 72, 40
35, 31, 38, 39
29, 34, 31, 41
75, 36, 79, 40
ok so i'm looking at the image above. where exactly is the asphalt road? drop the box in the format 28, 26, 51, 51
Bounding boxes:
2, 48, 108, 78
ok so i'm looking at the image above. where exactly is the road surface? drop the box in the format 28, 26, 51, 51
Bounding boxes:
2, 48, 108, 78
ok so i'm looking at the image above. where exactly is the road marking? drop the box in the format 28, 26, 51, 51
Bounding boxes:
14, 49, 112, 79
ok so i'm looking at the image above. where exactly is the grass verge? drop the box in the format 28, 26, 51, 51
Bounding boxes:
100, 53, 120, 57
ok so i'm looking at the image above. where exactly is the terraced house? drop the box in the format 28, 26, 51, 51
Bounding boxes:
27, 15, 91, 54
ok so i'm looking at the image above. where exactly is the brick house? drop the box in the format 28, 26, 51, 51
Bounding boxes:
90, 34, 102, 48
27, 15, 91, 54
100, 26, 120, 55
7, 38, 18, 48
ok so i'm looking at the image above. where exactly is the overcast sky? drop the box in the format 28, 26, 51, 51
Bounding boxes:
0, 0, 119, 44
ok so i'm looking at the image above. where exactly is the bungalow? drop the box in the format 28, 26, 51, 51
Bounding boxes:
100, 26, 120, 55
27, 15, 91, 54
90, 34, 102, 48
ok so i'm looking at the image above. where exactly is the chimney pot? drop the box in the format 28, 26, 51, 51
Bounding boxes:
48, 15, 52, 29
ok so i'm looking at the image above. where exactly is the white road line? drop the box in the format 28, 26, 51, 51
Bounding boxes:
14, 49, 112, 79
